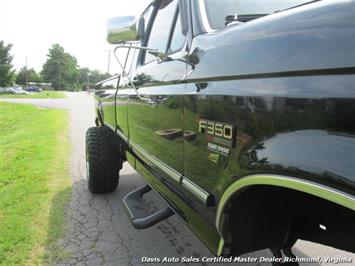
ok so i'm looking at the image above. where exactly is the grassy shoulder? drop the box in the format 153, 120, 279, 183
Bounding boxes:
0, 103, 71, 265
0, 91, 66, 99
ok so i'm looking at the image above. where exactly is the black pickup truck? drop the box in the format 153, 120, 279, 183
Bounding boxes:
86, 0, 355, 261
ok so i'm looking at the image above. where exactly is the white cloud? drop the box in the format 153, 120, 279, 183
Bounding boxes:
0, 0, 151, 73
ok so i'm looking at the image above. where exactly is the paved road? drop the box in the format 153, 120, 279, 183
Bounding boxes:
1, 92, 353, 265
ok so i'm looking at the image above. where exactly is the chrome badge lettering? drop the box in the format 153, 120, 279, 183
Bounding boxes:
199, 120, 235, 140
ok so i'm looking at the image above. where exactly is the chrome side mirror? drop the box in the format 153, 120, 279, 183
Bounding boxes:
107, 16, 144, 44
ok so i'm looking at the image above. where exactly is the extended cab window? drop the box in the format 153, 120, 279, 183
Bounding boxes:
144, 0, 178, 63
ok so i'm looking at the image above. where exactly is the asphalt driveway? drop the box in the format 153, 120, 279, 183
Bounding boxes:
1, 92, 353, 265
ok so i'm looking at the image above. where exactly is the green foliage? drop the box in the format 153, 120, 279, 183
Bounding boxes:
15, 67, 41, 85
165, 97, 184, 109
41, 44, 80, 90
0, 41, 15, 87
79, 67, 111, 90
107, 31, 137, 44
0, 103, 71, 265
127, 102, 183, 171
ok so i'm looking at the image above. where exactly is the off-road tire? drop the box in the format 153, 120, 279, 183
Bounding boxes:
86, 126, 121, 193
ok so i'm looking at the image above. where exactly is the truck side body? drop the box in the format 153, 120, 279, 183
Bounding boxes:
95, 0, 355, 256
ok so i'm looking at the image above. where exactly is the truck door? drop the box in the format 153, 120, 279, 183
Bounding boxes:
128, 1, 191, 218
115, 47, 138, 140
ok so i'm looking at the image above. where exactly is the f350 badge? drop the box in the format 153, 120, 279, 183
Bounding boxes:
198, 119, 236, 149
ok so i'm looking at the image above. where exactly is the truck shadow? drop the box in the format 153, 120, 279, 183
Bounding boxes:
43, 171, 322, 266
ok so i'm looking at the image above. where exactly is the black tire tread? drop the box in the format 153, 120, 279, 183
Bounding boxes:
86, 126, 121, 193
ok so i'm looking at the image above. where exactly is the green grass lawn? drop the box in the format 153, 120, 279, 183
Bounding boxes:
0, 103, 71, 265
0, 91, 66, 99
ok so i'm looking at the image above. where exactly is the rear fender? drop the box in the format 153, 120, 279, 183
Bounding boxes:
216, 174, 355, 255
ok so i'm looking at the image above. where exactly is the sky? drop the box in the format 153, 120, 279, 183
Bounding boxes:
0, 0, 151, 74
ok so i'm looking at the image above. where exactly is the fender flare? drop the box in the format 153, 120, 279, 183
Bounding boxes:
216, 174, 355, 256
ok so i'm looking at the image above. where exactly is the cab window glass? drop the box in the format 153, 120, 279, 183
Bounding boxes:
144, 0, 178, 63
168, 11, 185, 53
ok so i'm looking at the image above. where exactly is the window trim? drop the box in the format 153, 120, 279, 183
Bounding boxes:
166, 6, 187, 55
166, 7, 180, 53
140, 1, 184, 66
198, 0, 216, 33
137, 4, 159, 66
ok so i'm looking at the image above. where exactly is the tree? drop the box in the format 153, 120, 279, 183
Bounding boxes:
16, 67, 41, 85
0, 41, 15, 87
41, 44, 80, 90
78, 67, 91, 90
79, 68, 111, 90
91, 70, 111, 84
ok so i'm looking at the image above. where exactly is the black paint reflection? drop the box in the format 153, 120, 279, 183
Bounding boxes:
184, 92, 355, 198
246, 130, 355, 187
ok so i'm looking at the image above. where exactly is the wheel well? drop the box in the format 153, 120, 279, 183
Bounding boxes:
221, 185, 355, 256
